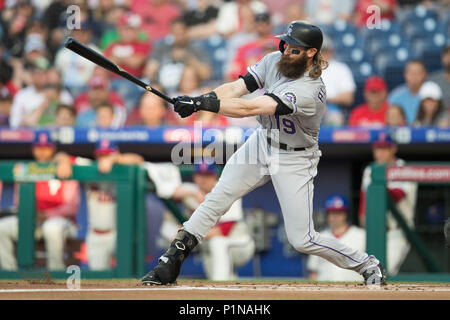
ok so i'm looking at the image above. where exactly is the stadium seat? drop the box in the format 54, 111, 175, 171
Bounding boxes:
325, 20, 358, 38
333, 32, 365, 51
348, 61, 375, 84
374, 47, 413, 74
382, 64, 406, 91
360, 19, 401, 39
365, 33, 409, 55
412, 33, 447, 56
404, 5, 439, 22
402, 17, 445, 38
336, 47, 374, 66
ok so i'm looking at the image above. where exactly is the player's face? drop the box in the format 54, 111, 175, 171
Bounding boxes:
277, 45, 310, 79
327, 211, 347, 230
193, 173, 218, 194
372, 145, 397, 164
32, 145, 56, 162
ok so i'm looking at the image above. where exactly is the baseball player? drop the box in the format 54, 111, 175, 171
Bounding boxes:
83, 140, 144, 270
159, 161, 255, 281
141, 21, 386, 286
307, 195, 366, 282
359, 132, 418, 275
0, 132, 79, 270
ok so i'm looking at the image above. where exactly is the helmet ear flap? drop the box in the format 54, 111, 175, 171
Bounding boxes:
279, 40, 286, 53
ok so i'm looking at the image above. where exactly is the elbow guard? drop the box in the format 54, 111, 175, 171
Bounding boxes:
265, 93, 293, 115
239, 72, 259, 93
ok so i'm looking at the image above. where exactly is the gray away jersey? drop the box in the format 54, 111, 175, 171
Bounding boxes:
247, 51, 327, 148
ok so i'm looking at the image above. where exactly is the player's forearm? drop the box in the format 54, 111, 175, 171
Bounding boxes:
218, 98, 270, 118
213, 79, 249, 99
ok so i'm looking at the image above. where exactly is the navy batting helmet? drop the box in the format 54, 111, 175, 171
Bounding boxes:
276, 20, 323, 54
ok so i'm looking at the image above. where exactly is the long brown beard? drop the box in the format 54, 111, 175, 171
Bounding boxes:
277, 52, 309, 79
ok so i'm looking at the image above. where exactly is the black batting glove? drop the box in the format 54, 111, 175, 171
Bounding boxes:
174, 95, 197, 118
174, 92, 220, 118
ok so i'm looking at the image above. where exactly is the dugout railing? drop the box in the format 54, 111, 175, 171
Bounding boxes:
0, 161, 201, 280
366, 162, 450, 282
0, 161, 148, 279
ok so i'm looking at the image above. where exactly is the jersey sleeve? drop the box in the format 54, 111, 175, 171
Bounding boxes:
246, 55, 268, 90
277, 85, 325, 116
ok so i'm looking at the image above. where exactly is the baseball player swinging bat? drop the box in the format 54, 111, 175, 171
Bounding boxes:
64, 37, 175, 104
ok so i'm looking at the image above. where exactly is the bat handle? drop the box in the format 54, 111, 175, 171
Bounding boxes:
145, 86, 176, 105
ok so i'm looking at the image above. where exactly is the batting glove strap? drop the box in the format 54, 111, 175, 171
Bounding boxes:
196, 91, 220, 113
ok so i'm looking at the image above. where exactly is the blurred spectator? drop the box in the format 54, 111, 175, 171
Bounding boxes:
55, 104, 76, 127
320, 36, 356, 111
96, 102, 116, 128
307, 195, 365, 282
131, 0, 181, 41
54, 21, 99, 97
74, 75, 127, 128
83, 140, 144, 270
159, 161, 255, 281
348, 76, 389, 127
354, 0, 397, 27
143, 18, 211, 94
413, 81, 445, 126
359, 131, 417, 275
41, 0, 67, 32
388, 60, 428, 124
0, 0, 36, 57
265, 0, 307, 30
99, 6, 149, 51
0, 56, 17, 126
428, 45, 450, 110
125, 86, 171, 126
276, 2, 308, 33
171, 67, 229, 127
9, 63, 73, 128
104, 11, 152, 110
226, 12, 278, 81
183, 0, 219, 39
0, 132, 80, 270
23, 33, 49, 67
386, 104, 407, 126
321, 104, 345, 127
305, 0, 355, 25
216, 0, 267, 37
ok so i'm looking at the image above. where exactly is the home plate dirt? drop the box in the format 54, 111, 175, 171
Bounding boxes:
0, 280, 449, 300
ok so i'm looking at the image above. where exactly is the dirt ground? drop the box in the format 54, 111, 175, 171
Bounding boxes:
0, 279, 449, 300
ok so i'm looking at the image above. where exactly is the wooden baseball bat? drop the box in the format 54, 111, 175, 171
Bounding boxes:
64, 37, 175, 104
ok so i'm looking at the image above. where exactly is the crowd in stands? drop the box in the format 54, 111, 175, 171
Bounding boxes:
0, 0, 449, 129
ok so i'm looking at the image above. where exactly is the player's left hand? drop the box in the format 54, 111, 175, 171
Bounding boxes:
174, 92, 219, 118
174, 95, 200, 118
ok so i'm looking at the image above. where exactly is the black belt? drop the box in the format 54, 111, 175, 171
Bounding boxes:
267, 137, 306, 151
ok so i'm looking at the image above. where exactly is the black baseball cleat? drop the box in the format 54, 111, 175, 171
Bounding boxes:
141, 230, 198, 286
141, 269, 177, 286
362, 256, 387, 286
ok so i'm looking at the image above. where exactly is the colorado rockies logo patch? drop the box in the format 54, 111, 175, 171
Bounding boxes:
287, 25, 293, 36
284, 92, 297, 104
